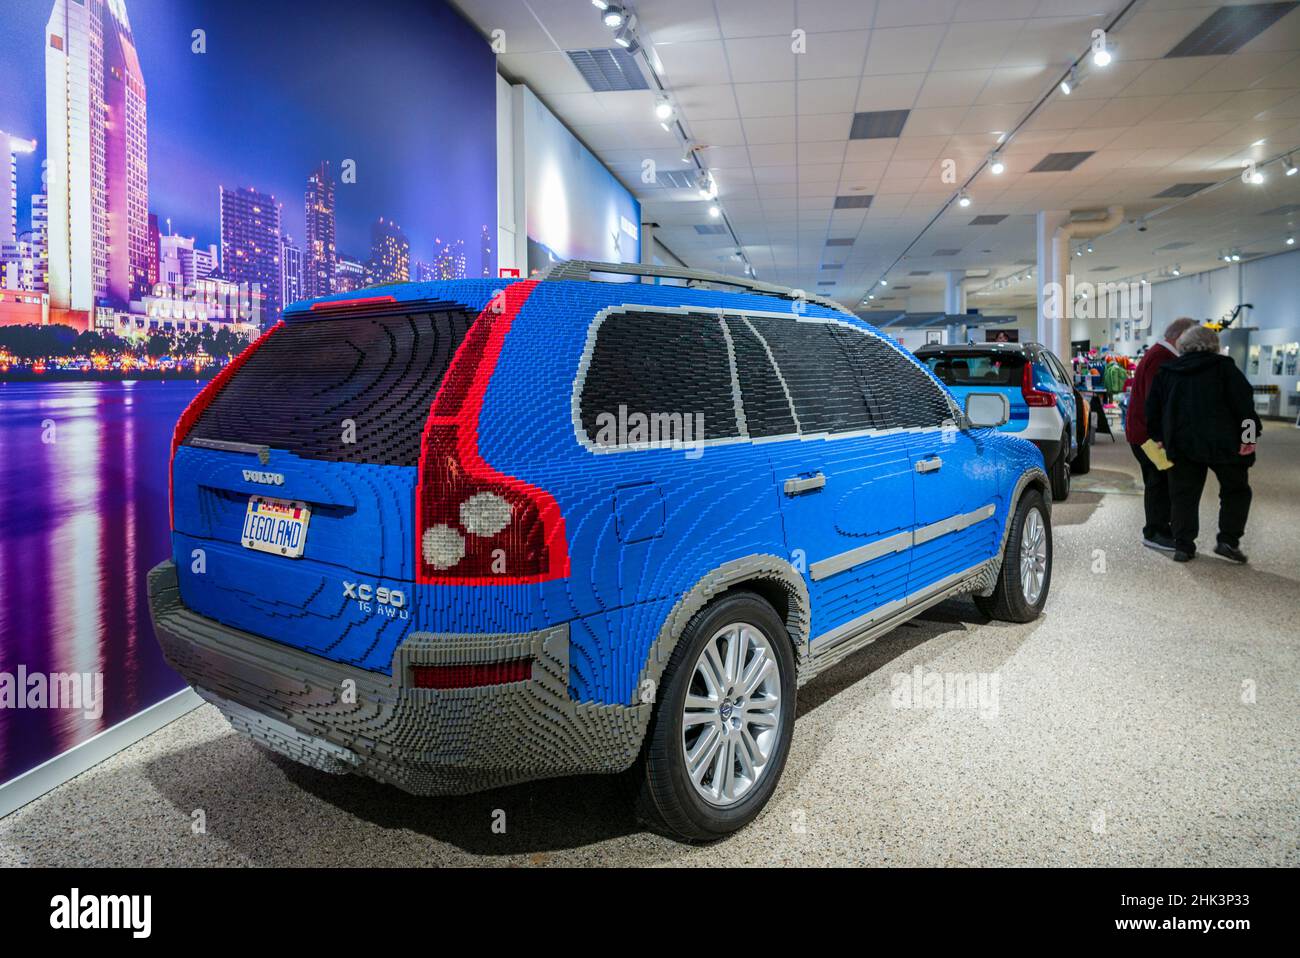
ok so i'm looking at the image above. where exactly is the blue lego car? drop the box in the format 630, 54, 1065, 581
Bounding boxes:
148, 261, 1051, 840
915, 341, 1093, 499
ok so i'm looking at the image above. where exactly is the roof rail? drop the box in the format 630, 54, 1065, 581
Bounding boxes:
538, 260, 853, 315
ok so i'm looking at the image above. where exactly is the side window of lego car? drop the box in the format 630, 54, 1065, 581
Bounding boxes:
577, 309, 741, 448
823, 321, 956, 429
740, 316, 875, 436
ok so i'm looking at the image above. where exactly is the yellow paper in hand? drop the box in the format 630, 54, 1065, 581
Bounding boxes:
1141, 439, 1173, 470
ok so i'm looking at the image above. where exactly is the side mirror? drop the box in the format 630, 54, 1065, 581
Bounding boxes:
965, 392, 1010, 428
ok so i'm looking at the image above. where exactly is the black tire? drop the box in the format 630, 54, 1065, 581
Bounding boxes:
973, 489, 1052, 622
634, 591, 797, 842
1072, 430, 1091, 475
1049, 437, 1071, 500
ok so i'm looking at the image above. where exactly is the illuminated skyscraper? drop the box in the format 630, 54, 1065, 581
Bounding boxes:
220, 185, 282, 328
281, 235, 302, 306
430, 237, 467, 280
0, 131, 37, 246
45, 0, 149, 311
303, 162, 336, 299
367, 217, 409, 285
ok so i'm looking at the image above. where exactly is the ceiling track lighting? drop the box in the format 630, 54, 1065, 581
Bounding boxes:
1060, 65, 1078, 96
601, 4, 624, 28
1284, 155, 1297, 176
957, 190, 971, 208
1091, 29, 1112, 67
654, 96, 675, 122
989, 152, 1005, 175
1287, 236, 1296, 246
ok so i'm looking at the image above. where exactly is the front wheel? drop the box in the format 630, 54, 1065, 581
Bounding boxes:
974, 489, 1052, 622
634, 592, 797, 842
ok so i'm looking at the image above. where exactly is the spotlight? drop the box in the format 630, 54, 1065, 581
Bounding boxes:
708, 204, 720, 218
591, 0, 609, 9
602, 4, 624, 28
1231, 252, 1241, 262
696, 170, 716, 199
1091, 29, 1112, 67
1285, 155, 1297, 176
957, 191, 971, 207
989, 153, 1005, 175
1242, 160, 1264, 185
1288, 236, 1296, 246
1085, 243, 1094, 254
654, 98, 674, 122
867, 293, 875, 300
1060, 66, 1078, 96
1172, 265, 1181, 276
879, 278, 888, 287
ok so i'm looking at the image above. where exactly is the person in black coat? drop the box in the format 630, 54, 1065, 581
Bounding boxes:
1145, 325, 1262, 563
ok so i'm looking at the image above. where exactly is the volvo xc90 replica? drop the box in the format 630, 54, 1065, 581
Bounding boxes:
149, 261, 1052, 840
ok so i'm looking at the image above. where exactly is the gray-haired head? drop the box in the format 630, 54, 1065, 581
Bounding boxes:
1163, 317, 1198, 346
1177, 324, 1220, 354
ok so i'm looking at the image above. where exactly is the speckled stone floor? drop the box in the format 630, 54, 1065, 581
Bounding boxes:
3, 424, 1297, 867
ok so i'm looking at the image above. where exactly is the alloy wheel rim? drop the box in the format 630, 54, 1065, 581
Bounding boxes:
1019, 507, 1048, 605
681, 621, 783, 807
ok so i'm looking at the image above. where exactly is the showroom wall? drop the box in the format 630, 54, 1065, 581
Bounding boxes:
496, 83, 641, 276
0, 0, 497, 794
1149, 249, 1300, 408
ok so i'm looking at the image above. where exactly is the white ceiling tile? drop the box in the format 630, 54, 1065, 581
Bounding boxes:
725, 35, 799, 83
862, 25, 948, 75
798, 77, 861, 113
715, 0, 796, 38
855, 72, 927, 111
655, 40, 733, 85
735, 81, 798, 116
796, 31, 872, 79
742, 115, 798, 144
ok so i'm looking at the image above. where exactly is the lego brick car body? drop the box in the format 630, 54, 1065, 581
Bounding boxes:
916, 341, 1093, 499
149, 261, 1051, 840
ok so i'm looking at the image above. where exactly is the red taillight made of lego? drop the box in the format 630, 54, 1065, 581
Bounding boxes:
414, 281, 569, 585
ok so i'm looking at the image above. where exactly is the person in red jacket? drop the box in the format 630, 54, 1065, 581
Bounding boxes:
1125, 317, 1198, 551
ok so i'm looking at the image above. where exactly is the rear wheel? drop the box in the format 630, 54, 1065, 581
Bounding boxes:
1049, 438, 1071, 500
634, 592, 796, 842
974, 489, 1052, 622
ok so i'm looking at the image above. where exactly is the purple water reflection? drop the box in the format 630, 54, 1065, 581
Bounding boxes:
0, 380, 201, 783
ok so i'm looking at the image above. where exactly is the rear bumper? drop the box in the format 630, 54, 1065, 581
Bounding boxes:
147, 560, 649, 795
1029, 436, 1062, 466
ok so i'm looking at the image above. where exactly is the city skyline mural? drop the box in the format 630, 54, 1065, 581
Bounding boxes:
1, 0, 497, 333
0, 0, 498, 787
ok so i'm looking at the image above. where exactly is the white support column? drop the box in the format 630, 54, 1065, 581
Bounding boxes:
1036, 210, 1070, 352
943, 269, 966, 315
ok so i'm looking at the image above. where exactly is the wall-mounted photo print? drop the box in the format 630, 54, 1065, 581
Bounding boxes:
0, 0, 497, 786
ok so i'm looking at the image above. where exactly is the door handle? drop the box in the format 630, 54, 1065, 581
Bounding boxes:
784, 472, 826, 496
915, 456, 943, 474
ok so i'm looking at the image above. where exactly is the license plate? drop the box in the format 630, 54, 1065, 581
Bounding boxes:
242, 496, 311, 558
